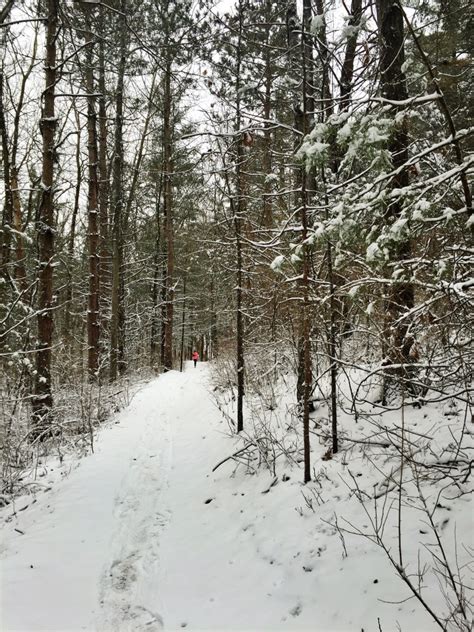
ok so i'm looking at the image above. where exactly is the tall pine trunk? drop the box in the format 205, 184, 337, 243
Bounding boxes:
288, 1, 312, 481
261, 0, 273, 228
31, 0, 59, 435
179, 274, 186, 372
150, 177, 162, 367
300, 0, 313, 482
110, 0, 127, 381
98, 4, 110, 347
376, 0, 414, 386
0, 55, 13, 279
339, 0, 362, 112
162, 61, 174, 371
234, 0, 245, 433
84, 9, 100, 378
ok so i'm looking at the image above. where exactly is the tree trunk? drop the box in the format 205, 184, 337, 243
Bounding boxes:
162, 61, 174, 371
64, 110, 81, 346
261, 0, 273, 228
314, 0, 342, 454
110, 0, 127, 381
314, 0, 333, 119
150, 178, 162, 367
339, 0, 362, 112
315, 0, 363, 451
179, 274, 186, 372
288, 0, 312, 481
10, 168, 28, 293
300, 7, 313, 482
0, 61, 13, 356
376, 0, 414, 377
98, 3, 110, 344
0, 65, 13, 277
31, 0, 59, 435
235, 0, 245, 433
84, 10, 100, 378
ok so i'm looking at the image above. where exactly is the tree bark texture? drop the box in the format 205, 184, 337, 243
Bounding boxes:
179, 274, 186, 372
162, 61, 174, 371
288, 0, 312, 481
31, 0, 59, 433
150, 177, 162, 367
376, 0, 414, 372
84, 11, 100, 378
0, 65, 13, 275
301, 2, 313, 483
339, 0, 362, 112
110, 0, 127, 381
98, 4, 110, 338
261, 0, 273, 228
235, 1, 245, 433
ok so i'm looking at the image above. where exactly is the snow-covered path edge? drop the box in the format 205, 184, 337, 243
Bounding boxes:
1, 370, 186, 632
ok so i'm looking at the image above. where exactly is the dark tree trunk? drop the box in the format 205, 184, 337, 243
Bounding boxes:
150, 178, 162, 367
162, 62, 174, 371
0, 67, 13, 277
288, 0, 312, 481
376, 0, 414, 378
301, 2, 313, 483
110, 0, 127, 381
179, 274, 186, 372
339, 0, 362, 112
31, 0, 59, 435
314, 0, 333, 119
83, 9, 100, 378
261, 0, 273, 228
160, 237, 167, 368
235, 0, 245, 433
209, 278, 217, 360
98, 4, 110, 344
64, 112, 81, 346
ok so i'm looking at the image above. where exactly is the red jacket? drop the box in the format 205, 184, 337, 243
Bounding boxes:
192, 352, 199, 361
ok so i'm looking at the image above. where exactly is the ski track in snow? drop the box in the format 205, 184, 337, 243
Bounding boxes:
96, 386, 172, 632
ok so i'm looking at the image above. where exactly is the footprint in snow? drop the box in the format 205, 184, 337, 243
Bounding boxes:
122, 604, 163, 630
109, 552, 139, 591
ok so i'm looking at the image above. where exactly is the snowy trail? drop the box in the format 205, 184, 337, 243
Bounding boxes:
0, 370, 187, 632
1, 363, 450, 632
2, 364, 260, 632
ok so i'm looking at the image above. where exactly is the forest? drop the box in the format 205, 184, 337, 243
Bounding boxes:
1, 0, 473, 630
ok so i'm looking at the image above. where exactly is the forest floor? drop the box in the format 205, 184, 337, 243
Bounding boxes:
1, 363, 472, 631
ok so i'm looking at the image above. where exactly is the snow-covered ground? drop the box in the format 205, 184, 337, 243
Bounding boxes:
1, 363, 472, 631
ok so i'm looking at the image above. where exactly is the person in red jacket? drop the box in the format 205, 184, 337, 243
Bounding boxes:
192, 350, 199, 367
